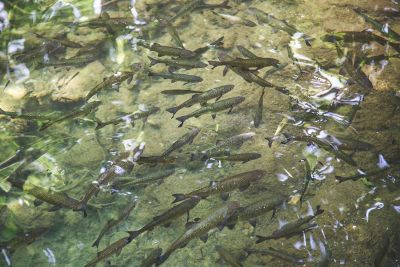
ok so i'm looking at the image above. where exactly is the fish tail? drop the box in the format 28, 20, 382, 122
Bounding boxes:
157, 254, 167, 265
95, 119, 106, 130
175, 116, 187, 127
166, 107, 179, 118
315, 205, 324, 216
171, 194, 186, 203
74, 202, 88, 217
147, 56, 158, 66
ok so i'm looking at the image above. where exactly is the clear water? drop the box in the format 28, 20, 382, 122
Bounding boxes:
0, 0, 399, 266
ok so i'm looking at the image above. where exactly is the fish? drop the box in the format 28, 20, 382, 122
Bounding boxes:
0, 227, 50, 254
147, 56, 208, 71
0, 108, 57, 121
39, 101, 102, 131
190, 36, 225, 58
335, 167, 391, 183
84, 236, 131, 267
127, 196, 201, 240
165, 21, 184, 48
95, 106, 160, 130
78, 142, 145, 214
245, 247, 304, 265
85, 72, 134, 101
0, 149, 25, 170
161, 89, 203, 95
34, 32, 82, 48
266, 117, 289, 147
317, 241, 332, 267
353, 8, 400, 42
325, 135, 374, 151
166, 85, 234, 117
335, 43, 373, 90
299, 159, 312, 207
92, 201, 137, 248
322, 31, 400, 53
6, 149, 46, 184
244, 71, 290, 95
175, 96, 245, 127
161, 127, 200, 157
172, 170, 265, 203
249, 7, 313, 46
216, 245, 243, 267
195, 0, 231, 11
282, 134, 357, 166
23, 183, 84, 215
201, 132, 255, 157
256, 205, 324, 243
209, 57, 280, 70
140, 248, 162, 267
168, 0, 204, 23
236, 45, 258, 59
112, 168, 175, 191
157, 202, 240, 265
148, 71, 203, 84
227, 194, 287, 228
210, 153, 262, 163
212, 11, 256, 27
38, 54, 98, 68
136, 156, 177, 165
254, 88, 265, 128
148, 43, 197, 58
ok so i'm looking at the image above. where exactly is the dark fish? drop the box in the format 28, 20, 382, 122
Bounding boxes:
244, 71, 290, 95
136, 156, 176, 165
92, 201, 137, 248
201, 132, 255, 157
212, 11, 256, 28
326, 135, 374, 151
211, 153, 262, 163
0, 108, 57, 121
254, 88, 265, 128
245, 247, 304, 265
0, 149, 24, 170
237, 45, 258, 59
140, 248, 162, 267
166, 85, 234, 117
335, 43, 373, 90
127, 196, 201, 240
158, 202, 240, 265
112, 168, 175, 191
148, 56, 208, 71
354, 8, 400, 41
148, 71, 203, 84
161, 127, 200, 157
38, 54, 97, 68
78, 142, 145, 214
34, 32, 82, 48
249, 7, 313, 46
209, 57, 280, 70
0, 227, 50, 254
299, 159, 312, 207
227, 194, 287, 227
7, 149, 46, 184
335, 167, 391, 183
95, 106, 160, 130
39, 101, 102, 131
168, 0, 204, 23
190, 36, 225, 58
322, 31, 400, 53
175, 96, 245, 127
172, 170, 265, 203
216, 245, 243, 267
282, 134, 357, 166
85, 72, 134, 101
161, 89, 203, 95
317, 241, 332, 267
148, 43, 197, 58
23, 184, 83, 215
256, 205, 324, 243
84, 236, 131, 267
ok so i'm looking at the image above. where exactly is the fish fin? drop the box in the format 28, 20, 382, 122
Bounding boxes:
33, 199, 43, 207
248, 218, 257, 228
227, 106, 233, 114
166, 107, 178, 118
265, 137, 273, 147
47, 205, 62, 212
208, 61, 220, 69
223, 66, 229, 76
127, 230, 141, 240
175, 116, 187, 127
271, 208, 277, 219
168, 66, 179, 73
238, 182, 250, 191
255, 235, 267, 243
162, 222, 172, 228
185, 220, 198, 230
211, 114, 216, 119
171, 194, 186, 203
91, 239, 101, 248
116, 248, 122, 256
315, 205, 324, 216
95, 118, 106, 130
199, 233, 209, 243
220, 192, 229, 201
147, 56, 158, 66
